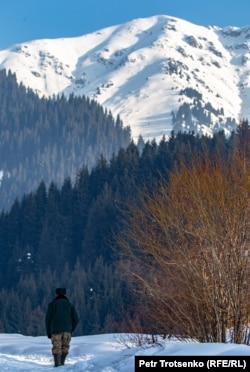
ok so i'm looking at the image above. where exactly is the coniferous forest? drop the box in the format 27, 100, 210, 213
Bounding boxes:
0, 69, 131, 211
0, 68, 249, 337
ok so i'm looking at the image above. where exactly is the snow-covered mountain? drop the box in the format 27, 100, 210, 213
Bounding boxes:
1, 15, 250, 141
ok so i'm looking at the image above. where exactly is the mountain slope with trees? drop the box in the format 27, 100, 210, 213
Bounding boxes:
0, 69, 131, 211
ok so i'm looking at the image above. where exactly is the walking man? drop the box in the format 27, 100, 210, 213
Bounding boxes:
45, 287, 79, 367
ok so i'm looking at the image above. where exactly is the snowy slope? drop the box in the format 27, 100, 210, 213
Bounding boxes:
1, 15, 250, 141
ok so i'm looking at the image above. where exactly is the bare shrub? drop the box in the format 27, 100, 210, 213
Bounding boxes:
116, 129, 250, 343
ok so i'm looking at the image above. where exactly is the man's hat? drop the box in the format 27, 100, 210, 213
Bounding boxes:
56, 287, 66, 295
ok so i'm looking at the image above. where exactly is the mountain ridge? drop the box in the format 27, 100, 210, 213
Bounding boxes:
1, 14, 250, 141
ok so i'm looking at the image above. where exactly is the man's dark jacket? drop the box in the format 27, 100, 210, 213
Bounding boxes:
45, 294, 79, 337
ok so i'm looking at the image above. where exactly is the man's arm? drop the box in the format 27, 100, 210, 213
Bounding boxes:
45, 302, 53, 337
71, 305, 79, 333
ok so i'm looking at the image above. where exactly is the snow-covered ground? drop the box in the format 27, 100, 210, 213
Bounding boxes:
0, 333, 250, 371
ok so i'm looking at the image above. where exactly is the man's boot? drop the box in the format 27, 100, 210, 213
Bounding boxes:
61, 353, 67, 365
53, 354, 61, 367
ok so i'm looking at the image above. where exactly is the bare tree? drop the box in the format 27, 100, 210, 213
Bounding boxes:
117, 147, 250, 343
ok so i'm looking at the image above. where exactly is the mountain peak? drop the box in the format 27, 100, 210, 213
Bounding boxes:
1, 15, 249, 141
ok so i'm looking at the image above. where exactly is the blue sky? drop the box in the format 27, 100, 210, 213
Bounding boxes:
0, 0, 250, 49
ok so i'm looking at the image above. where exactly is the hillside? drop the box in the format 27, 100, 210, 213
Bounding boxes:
0, 70, 131, 211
